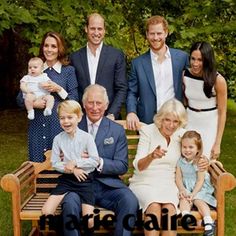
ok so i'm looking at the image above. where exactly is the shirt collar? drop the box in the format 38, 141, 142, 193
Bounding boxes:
150, 45, 171, 61
86, 116, 102, 127
43, 61, 62, 73
87, 42, 103, 56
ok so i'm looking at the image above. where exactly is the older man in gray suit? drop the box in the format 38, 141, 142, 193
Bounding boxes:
126, 15, 189, 129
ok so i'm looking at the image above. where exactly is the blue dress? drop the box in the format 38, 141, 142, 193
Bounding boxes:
177, 157, 217, 207
27, 65, 78, 162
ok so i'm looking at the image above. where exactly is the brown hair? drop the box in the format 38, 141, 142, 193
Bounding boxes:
181, 130, 203, 160
146, 15, 168, 33
39, 31, 69, 65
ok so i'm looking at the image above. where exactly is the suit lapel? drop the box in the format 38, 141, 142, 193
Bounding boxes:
95, 117, 109, 147
79, 116, 109, 148
142, 51, 156, 96
78, 115, 88, 132
95, 44, 107, 83
81, 47, 91, 85
169, 48, 178, 94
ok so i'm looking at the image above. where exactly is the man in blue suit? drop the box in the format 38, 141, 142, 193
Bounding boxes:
61, 84, 138, 236
70, 13, 127, 120
126, 15, 189, 129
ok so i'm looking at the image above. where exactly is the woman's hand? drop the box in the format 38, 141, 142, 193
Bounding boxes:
210, 143, 220, 160
40, 81, 61, 93
73, 168, 88, 182
151, 145, 167, 159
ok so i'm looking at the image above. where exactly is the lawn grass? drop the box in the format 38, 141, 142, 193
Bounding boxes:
0, 101, 235, 236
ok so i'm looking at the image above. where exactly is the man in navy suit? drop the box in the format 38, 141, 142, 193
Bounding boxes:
61, 84, 138, 236
126, 15, 189, 129
70, 13, 127, 120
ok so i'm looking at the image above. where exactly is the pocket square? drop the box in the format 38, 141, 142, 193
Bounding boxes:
104, 137, 114, 145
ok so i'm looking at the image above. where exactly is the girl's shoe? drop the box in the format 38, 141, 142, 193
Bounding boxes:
203, 223, 215, 236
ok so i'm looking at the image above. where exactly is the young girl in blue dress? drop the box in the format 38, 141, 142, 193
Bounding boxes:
176, 130, 216, 236
42, 100, 99, 235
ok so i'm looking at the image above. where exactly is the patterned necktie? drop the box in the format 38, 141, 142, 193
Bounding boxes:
90, 123, 95, 139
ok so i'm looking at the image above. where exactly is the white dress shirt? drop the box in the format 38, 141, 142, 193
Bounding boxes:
150, 47, 175, 110
87, 42, 103, 84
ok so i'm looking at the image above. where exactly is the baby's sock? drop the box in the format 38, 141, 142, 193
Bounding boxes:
43, 107, 52, 116
203, 216, 214, 230
27, 109, 35, 120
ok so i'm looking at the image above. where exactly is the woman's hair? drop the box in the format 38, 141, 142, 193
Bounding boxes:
39, 31, 69, 65
57, 100, 83, 119
181, 130, 203, 159
190, 42, 217, 98
82, 84, 109, 105
146, 15, 168, 33
153, 99, 187, 128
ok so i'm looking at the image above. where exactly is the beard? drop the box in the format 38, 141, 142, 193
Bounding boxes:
150, 39, 165, 52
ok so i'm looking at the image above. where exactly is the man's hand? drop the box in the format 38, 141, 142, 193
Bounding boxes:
126, 112, 140, 131
106, 113, 115, 120
73, 168, 88, 182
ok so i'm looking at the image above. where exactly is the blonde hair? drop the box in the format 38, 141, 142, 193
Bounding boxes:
57, 100, 83, 119
181, 130, 203, 159
28, 57, 44, 69
154, 99, 187, 129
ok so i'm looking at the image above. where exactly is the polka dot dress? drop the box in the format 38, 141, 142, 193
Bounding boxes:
28, 65, 78, 162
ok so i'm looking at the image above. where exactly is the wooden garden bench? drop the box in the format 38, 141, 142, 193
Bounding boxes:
1, 120, 236, 236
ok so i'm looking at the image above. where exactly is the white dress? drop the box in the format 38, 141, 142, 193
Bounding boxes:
183, 69, 218, 158
129, 124, 184, 212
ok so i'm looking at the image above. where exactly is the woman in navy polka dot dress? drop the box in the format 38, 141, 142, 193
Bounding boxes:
19, 32, 78, 162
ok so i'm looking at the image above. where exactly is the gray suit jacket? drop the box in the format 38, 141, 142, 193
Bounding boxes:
126, 48, 189, 124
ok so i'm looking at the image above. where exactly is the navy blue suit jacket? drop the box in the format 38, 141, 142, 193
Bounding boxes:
70, 44, 128, 119
126, 48, 189, 124
79, 116, 128, 188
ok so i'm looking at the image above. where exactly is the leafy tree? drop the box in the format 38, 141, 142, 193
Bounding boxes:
0, 0, 235, 109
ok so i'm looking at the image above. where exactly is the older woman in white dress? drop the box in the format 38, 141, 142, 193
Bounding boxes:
129, 99, 187, 236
